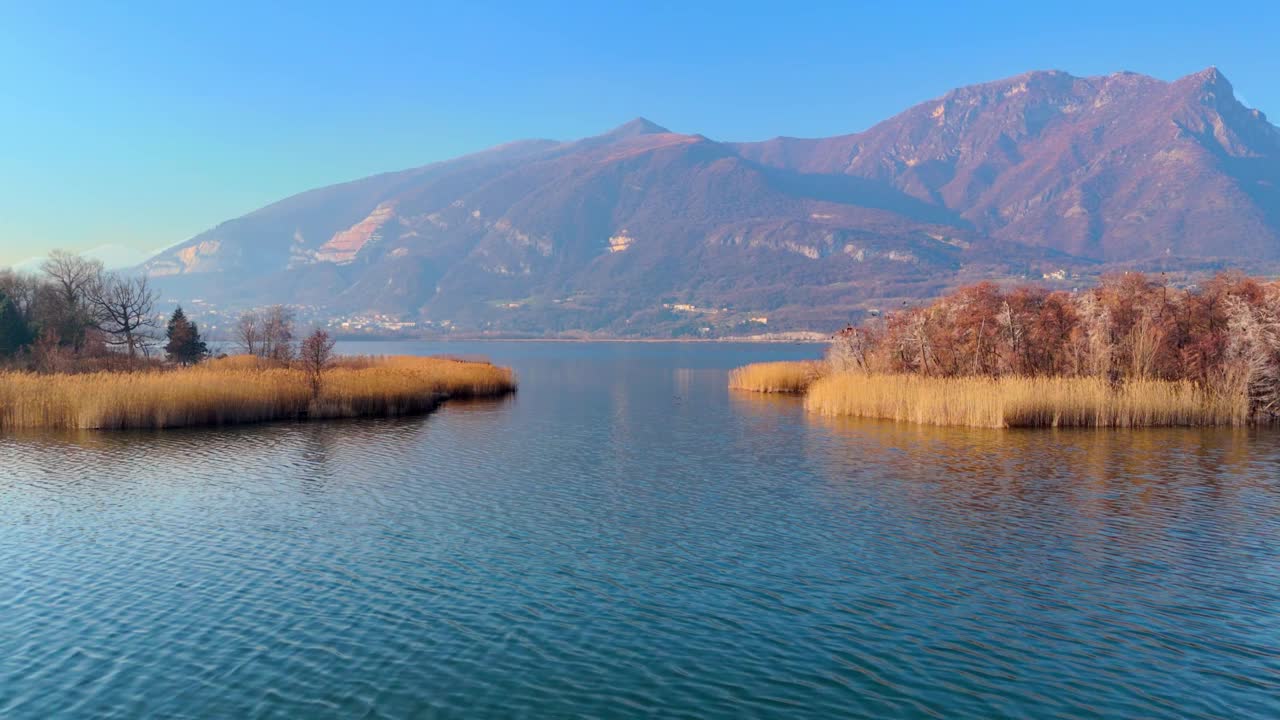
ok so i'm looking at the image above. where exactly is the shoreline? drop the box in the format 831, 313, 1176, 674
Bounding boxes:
730, 362, 1255, 429
324, 335, 831, 345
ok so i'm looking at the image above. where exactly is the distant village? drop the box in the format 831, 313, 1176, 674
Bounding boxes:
174, 298, 434, 341
166, 295, 833, 343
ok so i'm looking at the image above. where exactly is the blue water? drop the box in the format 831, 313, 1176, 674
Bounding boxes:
1, 342, 1278, 718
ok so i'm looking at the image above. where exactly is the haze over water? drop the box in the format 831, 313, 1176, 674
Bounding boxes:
2, 342, 1277, 718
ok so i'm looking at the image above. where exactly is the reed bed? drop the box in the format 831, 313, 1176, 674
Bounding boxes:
803, 373, 1248, 428
0, 355, 516, 430
728, 361, 827, 394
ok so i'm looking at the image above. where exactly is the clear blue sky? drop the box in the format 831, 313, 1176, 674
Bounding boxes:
1, 0, 1276, 266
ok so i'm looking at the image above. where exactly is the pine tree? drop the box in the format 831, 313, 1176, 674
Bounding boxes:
165, 306, 208, 365
0, 289, 33, 358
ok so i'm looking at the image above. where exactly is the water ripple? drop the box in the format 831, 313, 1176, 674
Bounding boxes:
1, 342, 1278, 719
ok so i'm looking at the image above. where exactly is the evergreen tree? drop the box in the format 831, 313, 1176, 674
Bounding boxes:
164, 306, 208, 365
0, 289, 33, 357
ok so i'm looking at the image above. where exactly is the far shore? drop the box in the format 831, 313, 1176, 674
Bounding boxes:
317, 334, 832, 345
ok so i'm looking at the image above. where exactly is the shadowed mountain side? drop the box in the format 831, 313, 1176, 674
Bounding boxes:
759, 168, 971, 228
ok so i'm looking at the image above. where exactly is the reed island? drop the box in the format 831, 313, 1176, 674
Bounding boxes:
732, 272, 1280, 429
0, 252, 515, 430
0, 354, 516, 431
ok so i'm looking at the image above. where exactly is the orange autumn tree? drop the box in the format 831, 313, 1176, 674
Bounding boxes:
827, 272, 1280, 421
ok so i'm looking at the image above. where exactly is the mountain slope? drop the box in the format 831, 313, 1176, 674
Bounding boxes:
144, 67, 1280, 335
734, 67, 1280, 261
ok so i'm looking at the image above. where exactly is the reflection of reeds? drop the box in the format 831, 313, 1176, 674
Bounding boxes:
803, 373, 1248, 428
0, 355, 516, 430
729, 361, 827, 394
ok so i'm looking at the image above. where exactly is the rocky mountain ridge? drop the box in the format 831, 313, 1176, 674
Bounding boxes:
142, 67, 1280, 336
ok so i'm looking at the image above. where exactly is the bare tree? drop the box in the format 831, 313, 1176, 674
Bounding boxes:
262, 305, 295, 362
1224, 293, 1280, 421
827, 327, 871, 373
236, 311, 261, 356
39, 250, 103, 350
235, 306, 296, 360
298, 329, 336, 398
86, 273, 158, 362
41, 250, 102, 308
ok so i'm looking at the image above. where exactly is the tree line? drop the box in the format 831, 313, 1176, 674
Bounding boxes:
0, 250, 210, 369
232, 305, 336, 395
828, 272, 1280, 419
1, 250, 334, 386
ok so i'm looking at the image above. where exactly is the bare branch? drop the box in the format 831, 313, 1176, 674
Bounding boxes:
85, 272, 159, 363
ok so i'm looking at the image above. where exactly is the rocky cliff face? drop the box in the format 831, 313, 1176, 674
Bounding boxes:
144, 68, 1280, 335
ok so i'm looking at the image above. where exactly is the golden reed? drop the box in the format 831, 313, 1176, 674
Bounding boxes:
802, 373, 1247, 429
0, 355, 516, 430
727, 361, 827, 394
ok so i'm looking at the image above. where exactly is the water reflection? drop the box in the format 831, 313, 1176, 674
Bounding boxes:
801, 415, 1280, 720
1, 342, 1277, 720
807, 413, 1276, 513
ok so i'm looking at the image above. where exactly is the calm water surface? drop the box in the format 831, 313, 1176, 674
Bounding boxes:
2, 342, 1278, 719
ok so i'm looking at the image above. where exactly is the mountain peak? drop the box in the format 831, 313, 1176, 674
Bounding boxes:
1180, 65, 1233, 93
602, 117, 671, 138
1190, 65, 1225, 81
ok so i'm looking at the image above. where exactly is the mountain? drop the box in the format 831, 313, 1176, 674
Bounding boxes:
733, 67, 1280, 262
143, 68, 1280, 336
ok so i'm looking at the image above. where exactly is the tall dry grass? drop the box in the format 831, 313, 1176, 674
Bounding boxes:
803, 373, 1248, 428
728, 361, 827, 393
0, 355, 516, 430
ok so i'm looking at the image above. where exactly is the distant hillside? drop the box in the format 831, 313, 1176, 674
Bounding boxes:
143, 68, 1280, 336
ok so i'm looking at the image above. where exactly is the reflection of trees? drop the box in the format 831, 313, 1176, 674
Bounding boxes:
0, 415, 452, 498
803, 413, 1273, 545
728, 387, 807, 418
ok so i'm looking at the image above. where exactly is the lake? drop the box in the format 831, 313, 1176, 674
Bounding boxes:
2, 342, 1278, 719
